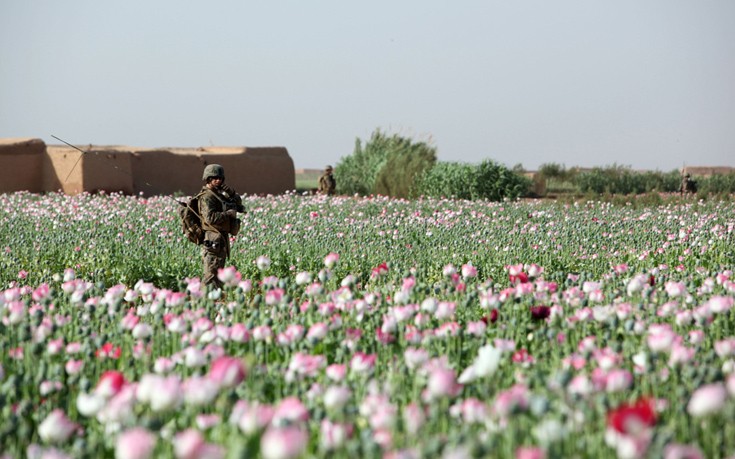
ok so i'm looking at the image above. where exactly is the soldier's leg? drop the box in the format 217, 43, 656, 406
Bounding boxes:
202, 250, 225, 289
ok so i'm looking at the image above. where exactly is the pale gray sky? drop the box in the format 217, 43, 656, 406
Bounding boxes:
2, 0, 734, 171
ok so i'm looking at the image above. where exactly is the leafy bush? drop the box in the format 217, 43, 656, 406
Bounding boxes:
415, 160, 531, 201
698, 173, 735, 195
335, 129, 436, 197
374, 139, 436, 199
574, 165, 680, 195
414, 162, 476, 200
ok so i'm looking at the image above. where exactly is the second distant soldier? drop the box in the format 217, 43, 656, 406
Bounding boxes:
318, 165, 336, 196
680, 173, 697, 195
199, 164, 244, 289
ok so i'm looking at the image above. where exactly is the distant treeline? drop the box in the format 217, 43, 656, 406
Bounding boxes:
539, 163, 735, 197
327, 130, 735, 201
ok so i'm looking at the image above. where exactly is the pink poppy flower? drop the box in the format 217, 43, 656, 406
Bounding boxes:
273, 397, 310, 424
208, 356, 247, 389
516, 446, 546, 459
466, 321, 487, 336
65, 359, 84, 375
577, 336, 597, 354
646, 325, 677, 353
173, 429, 204, 459
461, 264, 478, 279
237, 401, 275, 435
95, 371, 127, 398
727, 373, 735, 397
687, 383, 727, 417
371, 262, 389, 279
320, 419, 352, 451
450, 398, 488, 424
38, 409, 77, 444
183, 376, 219, 406
688, 330, 704, 345
171, 429, 222, 459
306, 322, 329, 341
217, 266, 241, 287
325, 364, 347, 382
714, 338, 735, 358
4, 299, 30, 325
492, 385, 530, 418
707, 296, 733, 313
137, 374, 182, 412
512, 349, 535, 367
668, 344, 696, 367
260, 426, 308, 459
323, 385, 352, 411
350, 352, 376, 375
115, 427, 156, 459
435, 322, 461, 338
605, 369, 633, 393
664, 281, 686, 297
424, 367, 462, 401
252, 325, 272, 342
593, 347, 621, 370
193, 414, 220, 431
403, 402, 425, 435
663, 443, 704, 459
229, 323, 250, 343
96, 342, 122, 360
286, 353, 326, 380
324, 252, 339, 269
607, 398, 656, 436
567, 374, 593, 397
433, 301, 456, 321
47, 338, 64, 356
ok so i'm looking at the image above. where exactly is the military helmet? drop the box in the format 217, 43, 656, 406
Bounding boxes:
202, 164, 225, 181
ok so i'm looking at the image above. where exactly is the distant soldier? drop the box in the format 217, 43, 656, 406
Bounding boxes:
199, 164, 244, 289
318, 165, 336, 196
680, 173, 697, 195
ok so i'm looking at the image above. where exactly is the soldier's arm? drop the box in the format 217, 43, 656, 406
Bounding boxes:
200, 195, 230, 229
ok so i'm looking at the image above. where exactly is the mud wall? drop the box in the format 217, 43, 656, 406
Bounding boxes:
129, 147, 295, 196
683, 166, 735, 177
0, 138, 46, 193
0, 138, 295, 196
44, 146, 134, 194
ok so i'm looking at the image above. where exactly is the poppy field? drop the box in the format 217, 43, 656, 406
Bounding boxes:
1, 191, 735, 458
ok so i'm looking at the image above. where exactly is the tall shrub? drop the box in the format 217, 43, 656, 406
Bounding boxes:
374, 142, 436, 198
698, 173, 735, 195
334, 129, 436, 197
415, 160, 530, 201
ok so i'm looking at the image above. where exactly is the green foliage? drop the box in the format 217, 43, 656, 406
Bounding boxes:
415, 160, 531, 201
573, 165, 681, 195
697, 173, 735, 195
538, 163, 566, 181
335, 129, 436, 197
374, 142, 437, 198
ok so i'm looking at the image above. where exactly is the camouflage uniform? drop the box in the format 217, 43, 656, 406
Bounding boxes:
199, 165, 243, 289
680, 174, 696, 195
318, 166, 336, 195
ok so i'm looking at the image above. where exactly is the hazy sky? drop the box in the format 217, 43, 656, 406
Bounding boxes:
2, 1, 734, 171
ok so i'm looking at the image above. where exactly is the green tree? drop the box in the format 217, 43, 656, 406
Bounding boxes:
335, 129, 436, 197
416, 160, 531, 201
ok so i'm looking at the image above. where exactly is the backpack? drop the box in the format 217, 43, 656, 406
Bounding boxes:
179, 193, 205, 245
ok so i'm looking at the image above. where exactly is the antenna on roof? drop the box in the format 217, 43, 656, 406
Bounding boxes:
51, 135, 87, 183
